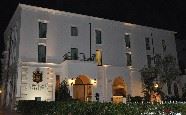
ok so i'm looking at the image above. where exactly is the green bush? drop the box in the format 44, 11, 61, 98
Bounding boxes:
16, 101, 186, 115
130, 96, 143, 103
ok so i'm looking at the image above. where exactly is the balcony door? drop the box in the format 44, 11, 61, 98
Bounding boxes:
71, 48, 78, 60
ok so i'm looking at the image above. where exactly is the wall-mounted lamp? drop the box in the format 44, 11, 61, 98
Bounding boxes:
154, 83, 159, 88
128, 66, 133, 69
91, 78, 97, 85
94, 79, 97, 84
68, 78, 75, 86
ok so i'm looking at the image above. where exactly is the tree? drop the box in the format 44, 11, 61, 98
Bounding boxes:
140, 66, 160, 101
55, 80, 71, 101
155, 54, 180, 95
140, 54, 180, 101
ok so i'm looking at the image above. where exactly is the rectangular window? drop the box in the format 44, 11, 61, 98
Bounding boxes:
39, 22, 47, 38
95, 30, 102, 44
147, 55, 151, 67
154, 54, 161, 65
162, 40, 166, 52
145, 37, 150, 50
126, 53, 132, 66
96, 50, 102, 66
38, 44, 46, 63
71, 26, 78, 36
71, 48, 78, 60
55, 75, 60, 91
153, 48, 155, 55
35, 97, 41, 101
125, 34, 130, 48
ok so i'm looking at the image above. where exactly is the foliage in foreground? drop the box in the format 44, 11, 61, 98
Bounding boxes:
140, 54, 180, 101
55, 80, 71, 101
16, 100, 186, 115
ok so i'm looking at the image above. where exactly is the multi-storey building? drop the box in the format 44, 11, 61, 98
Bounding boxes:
1, 4, 181, 108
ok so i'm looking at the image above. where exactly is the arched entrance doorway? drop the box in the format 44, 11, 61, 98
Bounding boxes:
112, 77, 127, 103
73, 75, 93, 101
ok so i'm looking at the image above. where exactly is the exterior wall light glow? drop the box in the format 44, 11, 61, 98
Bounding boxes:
48, 83, 52, 85
103, 65, 111, 67
125, 33, 130, 35
128, 66, 133, 69
154, 83, 159, 88
68, 78, 75, 86
91, 79, 97, 85
124, 22, 135, 27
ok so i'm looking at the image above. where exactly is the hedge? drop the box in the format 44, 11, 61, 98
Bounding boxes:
16, 101, 186, 115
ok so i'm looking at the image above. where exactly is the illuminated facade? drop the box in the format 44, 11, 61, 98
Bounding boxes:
1, 4, 181, 108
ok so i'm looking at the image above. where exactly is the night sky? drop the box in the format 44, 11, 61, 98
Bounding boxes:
0, 0, 186, 56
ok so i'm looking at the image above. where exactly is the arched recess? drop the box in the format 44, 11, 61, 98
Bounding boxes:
112, 77, 127, 103
73, 75, 93, 101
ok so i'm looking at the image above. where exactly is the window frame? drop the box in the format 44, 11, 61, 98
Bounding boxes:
147, 55, 151, 67
38, 21, 47, 39
38, 43, 46, 63
96, 49, 102, 66
125, 33, 131, 48
126, 53, 132, 66
162, 40, 167, 52
95, 29, 102, 44
145, 37, 151, 50
71, 26, 78, 36
71, 48, 78, 60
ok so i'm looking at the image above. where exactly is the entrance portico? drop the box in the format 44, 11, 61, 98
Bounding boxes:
73, 75, 93, 101
112, 77, 127, 103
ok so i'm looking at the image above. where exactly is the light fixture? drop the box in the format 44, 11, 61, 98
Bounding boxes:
68, 78, 75, 86
94, 79, 97, 84
91, 78, 97, 85
154, 83, 159, 88
128, 66, 133, 69
128, 51, 132, 54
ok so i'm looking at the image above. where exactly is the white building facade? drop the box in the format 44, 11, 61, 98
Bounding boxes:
1, 4, 181, 108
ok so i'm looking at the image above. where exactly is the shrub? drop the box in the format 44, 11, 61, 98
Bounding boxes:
16, 101, 186, 115
55, 80, 72, 101
130, 96, 143, 103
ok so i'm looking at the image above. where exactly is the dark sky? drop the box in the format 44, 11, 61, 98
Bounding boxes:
0, 0, 186, 54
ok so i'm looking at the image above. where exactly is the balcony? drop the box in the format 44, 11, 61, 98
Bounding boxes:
63, 52, 96, 62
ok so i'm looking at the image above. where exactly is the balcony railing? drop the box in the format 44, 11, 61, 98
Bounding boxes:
63, 52, 95, 62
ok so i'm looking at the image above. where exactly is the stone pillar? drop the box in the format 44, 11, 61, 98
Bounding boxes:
129, 70, 143, 97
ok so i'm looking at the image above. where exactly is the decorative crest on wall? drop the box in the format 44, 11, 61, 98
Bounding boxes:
33, 68, 43, 83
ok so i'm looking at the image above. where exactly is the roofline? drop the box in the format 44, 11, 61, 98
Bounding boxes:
16, 3, 176, 34
4, 3, 21, 35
